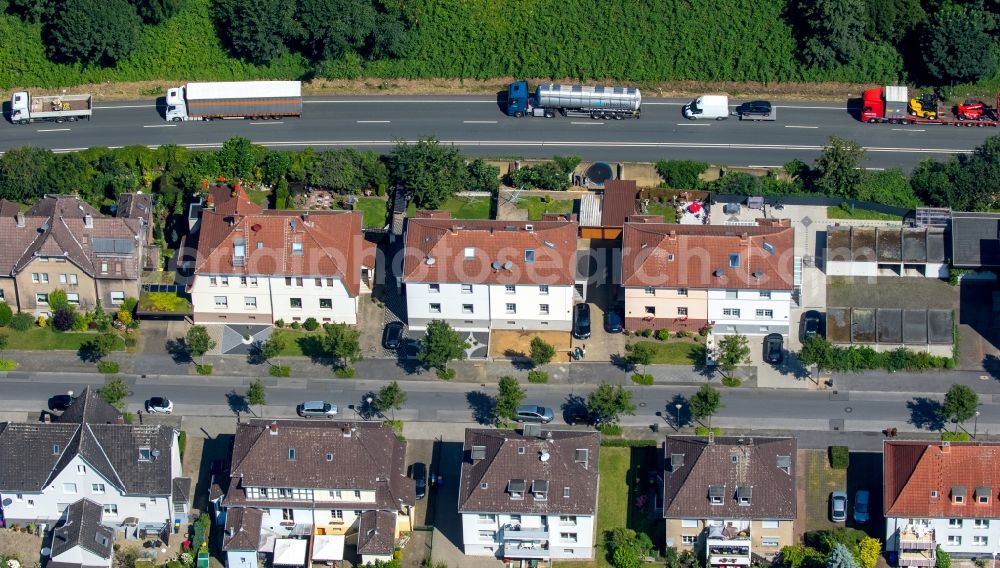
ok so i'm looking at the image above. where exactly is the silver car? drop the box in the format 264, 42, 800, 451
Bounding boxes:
516, 405, 554, 424
296, 401, 338, 418
831, 491, 848, 522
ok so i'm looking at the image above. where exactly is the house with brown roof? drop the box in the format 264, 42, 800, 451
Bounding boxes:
663, 436, 797, 563
621, 220, 794, 335
213, 420, 415, 567
457, 426, 600, 562
47, 498, 115, 568
402, 216, 581, 333
190, 186, 375, 325
884, 441, 1000, 565
0, 195, 145, 315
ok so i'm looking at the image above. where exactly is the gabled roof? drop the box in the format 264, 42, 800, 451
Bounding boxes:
357, 510, 397, 556
402, 218, 578, 286
55, 386, 124, 425
621, 221, 794, 290
884, 441, 1000, 518
663, 436, 797, 520
116, 193, 153, 221
600, 180, 638, 228
224, 420, 414, 512
222, 507, 263, 551
458, 428, 600, 515
51, 499, 114, 561
27, 195, 100, 219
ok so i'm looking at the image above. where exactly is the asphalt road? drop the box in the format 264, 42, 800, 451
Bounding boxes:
3, 373, 998, 437
3, 96, 998, 170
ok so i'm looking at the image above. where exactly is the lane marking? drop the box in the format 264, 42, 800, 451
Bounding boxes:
571, 121, 604, 125
747, 165, 782, 168
892, 128, 926, 132
865, 167, 886, 171
784, 125, 819, 129
356, 120, 391, 123
676, 123, 710, 126
462, 120, 498, 124
143, 124, 176, 128
250, 121, 284, 125
37, 128, 71, 132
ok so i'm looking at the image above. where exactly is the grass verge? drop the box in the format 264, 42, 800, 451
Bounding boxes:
3, 327, 124, 351
632, 340, 705, 365
826, 206, 903, 221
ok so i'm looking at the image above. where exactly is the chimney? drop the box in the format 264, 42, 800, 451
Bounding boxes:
227, 528, 235, 538
84, 214, 93, 229
269, 421, 279, 435
15, 211, 25, 228
301, 212, 309, 224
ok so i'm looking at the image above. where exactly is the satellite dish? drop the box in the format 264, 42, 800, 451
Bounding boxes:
41, 548, 51, 557
491, 261, 501, 270
151, 449, 161, 458
539, 450, 550, 462
425, 256, 436, 265
503, 261, 513, 270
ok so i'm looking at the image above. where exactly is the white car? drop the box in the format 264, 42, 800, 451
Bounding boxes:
145, 397, 174, 414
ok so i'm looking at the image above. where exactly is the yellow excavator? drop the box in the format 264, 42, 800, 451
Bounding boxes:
908, 92, 939, 119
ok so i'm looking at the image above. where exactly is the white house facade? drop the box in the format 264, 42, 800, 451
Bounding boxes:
706, 288, 793, 336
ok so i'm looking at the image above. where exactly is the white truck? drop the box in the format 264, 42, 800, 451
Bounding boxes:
165, 81, 303, 121
10, 91, 93, 124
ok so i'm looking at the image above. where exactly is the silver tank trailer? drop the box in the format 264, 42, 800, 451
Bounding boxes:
535, 83, 641, 111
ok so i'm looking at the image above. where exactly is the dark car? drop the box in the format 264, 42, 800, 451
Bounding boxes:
801, 310, 824, 341
48, 394, 76, 412
411, 462, 427, 500
736, 100, 774, 120
604, 308, 624, 334
563, 405, 597, 427
573, 303, 592, 339
764, 333, 784, 365
382, 321, 405, 350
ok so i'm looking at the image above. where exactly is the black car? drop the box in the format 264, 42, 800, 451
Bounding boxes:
573, 303, 592, 339
801, 310, 824, 341
563, 405, 599, 427
382, 321, 405, 350
411, 462, 427, 500
764, 333, 784, 365
604, 308, 624, 333
48, 394, 76, 412
736, 100, 774, 120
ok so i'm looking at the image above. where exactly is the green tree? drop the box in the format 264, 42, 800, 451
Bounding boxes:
825, 543, 860, 568
41, 0, 141, 66
655, 160, 708, 189
717, 334, 751, 377
47, 289, 69, 313
388, 137, 469, 209
246, 378, 267, 417
855, 169, 919, 209
217, 137, 260, 180
294, 0, 408, 61
494, 375, 526, 422
0, 147, 54, 201
88, 332, 119, 361
529, 336, 555, 367
799, 336, 835, 371
416, 319, 467, 371
259, 151, 292, 186
6, 0, 48, 22
98, 377, 132, 410
867, 0, 925, 44
690, 384, 722, 428
586, 383, 636, 425
812, 136, 866, 198
467, 159, 500, 193
185, 325, 216, 366
781, 544, 825, 568
794, 0, 869, 68
934, 546, 951, 568
854, 537, 881, 568
323, 322, 362, 369
214, 0, 295, 64
941, 383, 979, 432
920, 4, 997, 85
627, 342, 656, 373
373, 381, 406, 420
260, 334, 287, 367
130, 0, 184, 23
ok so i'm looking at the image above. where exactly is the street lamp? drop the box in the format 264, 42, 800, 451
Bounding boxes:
365, 396, 373, 421
675, 404, 683, 429
975, 411, 981, 439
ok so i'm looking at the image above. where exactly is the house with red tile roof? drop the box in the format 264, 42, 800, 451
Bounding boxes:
620, 220, 794, 336
190, 186, 375, 325
402, 216, 580, 332
884, 441, 1000, 565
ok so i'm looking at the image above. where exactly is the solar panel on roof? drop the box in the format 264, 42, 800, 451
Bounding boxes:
91, 238, 134, 254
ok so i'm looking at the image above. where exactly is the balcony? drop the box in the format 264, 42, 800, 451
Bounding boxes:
899, 550, 936, 567
501, 524, 549, 541
502, 542, 551, 559
899, 528, 935, 551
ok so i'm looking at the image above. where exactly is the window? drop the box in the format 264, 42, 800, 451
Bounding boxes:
290, 298, 302, 309
477, 514, 495, 523
540, 304, 549, 315
353, 490, 361, 499
282, 509, 293, 521
479, 530, 496, 540
973, 536, 989, 546
762, 537, 781, 547
59, 273, 67, 284
560, 516, 577, 525
678, 288, 688, 296
462, 284, 473, 294
326, 278, 334, 287
504, 303, 516, 314
31, 273, 39, 283
331, 510, 343, 519
41, 273, 49, 283
245, 297, 257, 308
214, 296, 228, 308
677, 307, 688, 316
645, 306, 656, 315
257, 241, 264, 250
539, 285, 549, 294
92, 484, 106, 494
221, 277, 229, 286
430, 303, 441, 313
139, 502, 147, 511
36, 293, 48, 304
525, 249, 535, 263
462, 304, 474, 314
681, 535, 697, 545
975, 519, 990, 528
505, 285, 516, 294
759, 290, 771, 299
723, 308, 741, 317
295, 278, 304, 287
67, 293, 79, 305
69, 274, 78, 285
315, 278, 322, 287
103, 504, 118, 515
762, 520, 780, 529
429, 284, 440, 293
139, 448, 152, 461
110, 291, 125, 304
101, 262, 109, 274
240, 276, 247, 286
947, 535, 962, 546
681, 519, 698, 528
292, 242, 303, 254
77, 465, 86, 474
949, 519, 963, 528
319, 298, 332, 309
288, 448, 296, 460
26, 499, 34, 508
645, 287, 656, 295
725, 289, 737, 299
464, 247, 475, 259
0, 289, 4, 301
285, 277, 292, 286
561, 533, 578, 543
729, 253, 740, 268
756, 309, 774, 318
63, 483, 77, 494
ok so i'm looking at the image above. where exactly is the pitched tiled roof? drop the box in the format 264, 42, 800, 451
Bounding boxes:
884, 441, 1000, 518
663, 436, 797, 519
224, 420, 414, 512
0, 199, 20, 217
600, 180, 638, 227
222, 507, 263, 551
458, 428, 600, 515
622, 222, 794, 290
173, 477, 192, 504
55, 386, 124, 425
0, 422, 80, 491
116, 193, 153, 221
402, 218, 578, 286
51, 499, 114, 561
357, 510, 397, 555
27, 195, 100, 219
208, 185, 263, 217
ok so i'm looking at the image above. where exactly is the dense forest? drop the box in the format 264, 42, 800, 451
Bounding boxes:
1, 0, 998, 89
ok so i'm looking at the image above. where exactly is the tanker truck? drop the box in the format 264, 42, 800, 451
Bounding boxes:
505, 81, 641, 119
165, 81, 302, 121
10, 91, 92, 124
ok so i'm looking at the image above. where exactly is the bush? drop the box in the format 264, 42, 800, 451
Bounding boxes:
290, 321, 301, 330
10, 312, 34, 331
598, 423, 624, 436
52, 307, 76, 332
0, 359, 17, 371
178, 431, 187, 459
600, 438, 658, 447
122, 296, 139, 313
527, 370, 549, 383
631, 373, 654, 385
655, 160, 709, 189
275, 319, 285, 328
656, 329, 669, 341
695, 426, 722, 436
436, 367, 456, 380
116, 309, 133, 327
941, 431, 971, 441
303, 317, 319, 331
335, 366, 356, 378
96, 361, 120, 374
829, 446, 850, 469
268, 364, 291, 377
0, 302, 12, 326
195, 364, 213, 375
639, 328, 652, 337
721, 376, 742, 387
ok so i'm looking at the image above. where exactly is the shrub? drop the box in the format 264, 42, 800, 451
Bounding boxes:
721, 376, 742, 387
116, 309, 133, 327
0, 302, 12, 326
527, 370, 549, 383
122, 296, 139, 313
829, 446, 850, 469
96, 361, 120, 374
178, 431, 187, 459
36, 315, 47, 327
303, 317, 319, 331
195, 364, 213, 375
941, 431, 971, 441
675, 330, 691, 338
268, 364, 291, 377
631, 373, 654, 385
640, 328, 652, 337
275, 319, 285, 328
598, 423, 624, 436
334, 366, 356, 378
52, 307, 76, 331
655, 160, 709, 189
600, 438, 657, 447
290, 321, 301, 330
656, 329, 669, 341
436, 367, 456, 380
695, 426, 722, 436
0, 359, 17, 371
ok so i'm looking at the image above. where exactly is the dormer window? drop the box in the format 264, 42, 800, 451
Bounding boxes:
729, 253, 741, 268
670, 453, 685, 471
776, 455, 791, 474
288, 448, 296, 461
292, 242, 303, 255
737, 485, 752, 506
952, 485, 966, 504
464, 247, 475, 259
976, 486, 991, 504
532, 480, 548, 501
508, 479, 526, 500
139, 448, 152, 462
709, 485, 725, 505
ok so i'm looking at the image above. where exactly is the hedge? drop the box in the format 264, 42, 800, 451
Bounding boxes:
829, 446, 850, 469
600, 438, 658, 448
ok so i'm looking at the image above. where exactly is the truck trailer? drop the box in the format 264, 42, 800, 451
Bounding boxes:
506, 81, 641, 119
10, 92, 92, 124
165, 81, 302, 121
860, 86, 1000, 127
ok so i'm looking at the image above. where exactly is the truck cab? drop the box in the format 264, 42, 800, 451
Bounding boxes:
506, 81, 530, 117
10, 92, 29, 123
165, 86, 188, 121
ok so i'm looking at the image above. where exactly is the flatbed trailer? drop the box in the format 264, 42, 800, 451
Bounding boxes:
861, 86, 1000, 127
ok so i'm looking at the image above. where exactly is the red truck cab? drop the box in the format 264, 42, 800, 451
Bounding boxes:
861, 88, 886, 122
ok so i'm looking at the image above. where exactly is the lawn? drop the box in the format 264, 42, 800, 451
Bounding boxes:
271, 329, 326, 358
826, 206, 903, 221
2, 327, 125, 351
632, 339, 706, 365
355, 197, 389, 228
515, 196, 574, 221
643, 202, 679, 223
407, 196, 493, 219
245, 189, 270, 207
138, 291, 193, 314
804, 449, 847, 532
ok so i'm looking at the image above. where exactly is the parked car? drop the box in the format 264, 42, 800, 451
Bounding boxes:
764, 333, 784, 365
801, 310, 824, 341
411, 462, 427, 500
736, 100, 775, 120
831, 491, 848, 522
296, 401, 338, 418
144, 397, 174, 414
853, 490, 870, 524
573, 303, 592, 339
516, 405, 555, 424
563, 405, 597, 427
48, 394, 76, 412
604, 308, 624, 334
382, 321, 405, 350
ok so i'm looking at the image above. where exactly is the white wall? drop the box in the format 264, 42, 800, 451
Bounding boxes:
192, 274, 358, 325
51, 546, 111, 567
191, 275, 275, 323
886, 516, 1000, 557
226, 550, 258, 568
707, 288, 792, 336
260, 507, 314, 534
269, 276, 357, 325
461, 513, 595, 559
826, 260, 877, 277
487, 284, 574, 331
406, 282, 490, 331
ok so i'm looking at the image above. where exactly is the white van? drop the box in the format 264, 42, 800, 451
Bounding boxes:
683, 95, 729, 120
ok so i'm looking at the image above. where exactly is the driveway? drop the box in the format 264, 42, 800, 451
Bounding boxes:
575, 242, 627, 362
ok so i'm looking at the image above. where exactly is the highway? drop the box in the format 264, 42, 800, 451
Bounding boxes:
3, 96, 998, 170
